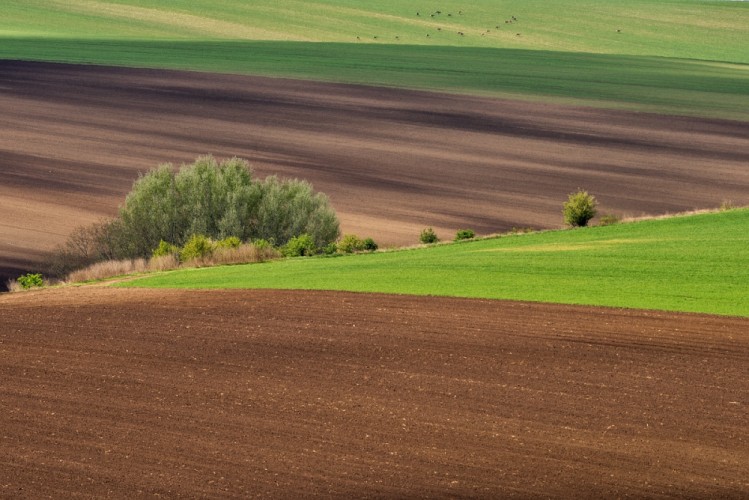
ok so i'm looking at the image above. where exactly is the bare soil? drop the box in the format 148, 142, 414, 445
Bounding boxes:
1, 287, 747, 497
2, 61, 749, 285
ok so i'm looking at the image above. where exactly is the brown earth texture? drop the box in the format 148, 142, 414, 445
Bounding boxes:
2, 61, 749, 285
1, 287, 748, 497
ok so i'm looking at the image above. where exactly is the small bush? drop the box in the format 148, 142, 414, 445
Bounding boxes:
215, 236, 241, 249
563, 189, 597, 227
322, 242, 338, 255
598, 214, 621, 226
338, 234, 365, 253
152, 240, 179, 258
282, 234, 316, 257
180, 234, 215, 262
252, 238, 273, 250
509, 227, 534, 235
419, 227, 439, 244
362, 237, 378, 251
17, 273, 43, 290
455, 229, 475, 241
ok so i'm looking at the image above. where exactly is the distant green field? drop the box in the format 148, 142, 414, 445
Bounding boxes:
3, 0, 748, 63
2, 1, 747, 119
2, 40, 747, 120
121, 209, 749, 317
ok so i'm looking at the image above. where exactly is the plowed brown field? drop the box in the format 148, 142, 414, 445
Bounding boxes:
2, 61, 749, 285
1, 287, 747, 497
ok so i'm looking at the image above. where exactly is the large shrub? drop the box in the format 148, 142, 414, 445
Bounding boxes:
117, 156, 263, 256
563, 189, 597, 227
50, 156, 340, 275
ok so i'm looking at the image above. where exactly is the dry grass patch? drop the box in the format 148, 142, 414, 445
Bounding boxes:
5, 279, 24, 293
147, 254, 181, 272
181, 243, 280, 268
66, 258, 149, 283
62, 243, 281, 285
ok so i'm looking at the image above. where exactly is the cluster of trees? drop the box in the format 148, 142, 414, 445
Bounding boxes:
49, 156, 340, 276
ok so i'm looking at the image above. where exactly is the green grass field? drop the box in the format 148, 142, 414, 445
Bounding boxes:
121, 209, 749, 317
2, 1, 748, 120
3, 1, 748, 62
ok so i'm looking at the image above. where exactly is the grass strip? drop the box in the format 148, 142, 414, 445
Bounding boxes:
120, 209, 749, 317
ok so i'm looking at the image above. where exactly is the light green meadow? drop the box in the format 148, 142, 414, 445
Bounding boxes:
120, 209, 749, 317
3, 0, 748, 62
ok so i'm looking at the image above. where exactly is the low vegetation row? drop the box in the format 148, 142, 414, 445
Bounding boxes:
6, 163, 640, 292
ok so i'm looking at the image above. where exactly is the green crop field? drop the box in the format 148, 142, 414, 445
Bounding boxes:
121, 209, 749, 318
2, 1, 748, 120
3, 0, 748, 62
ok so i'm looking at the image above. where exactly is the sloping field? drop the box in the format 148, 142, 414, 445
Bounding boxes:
4, 41, 746, 120
2, 61, 748, 285
1, 287, 747, 497
124, 208, 749, 317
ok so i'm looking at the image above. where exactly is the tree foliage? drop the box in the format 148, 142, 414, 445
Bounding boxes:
50, 156, 340, 275
114, 156, 339, 257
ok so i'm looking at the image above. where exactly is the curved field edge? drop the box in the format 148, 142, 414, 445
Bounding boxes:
119, 208, 749, 318
1, 40, 748, 121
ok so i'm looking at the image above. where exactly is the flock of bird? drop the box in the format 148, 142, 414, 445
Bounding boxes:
355, 10, 525, 42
